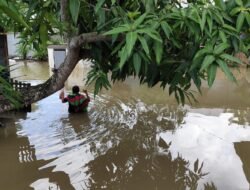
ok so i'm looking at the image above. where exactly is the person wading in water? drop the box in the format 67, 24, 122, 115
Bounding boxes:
59, 85, 90, 113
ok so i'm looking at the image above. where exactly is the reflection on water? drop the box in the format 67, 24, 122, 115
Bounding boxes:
235, 142, 250, 187
0, 113, 74, 190
9, 59, 49, 81
1, 60, 250, 189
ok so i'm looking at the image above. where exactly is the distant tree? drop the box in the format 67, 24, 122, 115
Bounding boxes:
0, 0, 249, 112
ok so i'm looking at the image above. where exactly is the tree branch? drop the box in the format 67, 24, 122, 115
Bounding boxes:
70, 32, 110, 48
0, 32, 121, 113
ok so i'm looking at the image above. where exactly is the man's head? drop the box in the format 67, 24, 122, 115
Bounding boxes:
72, 85, 80, 94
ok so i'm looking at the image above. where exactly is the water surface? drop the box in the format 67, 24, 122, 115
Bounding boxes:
1, 60, 250, 190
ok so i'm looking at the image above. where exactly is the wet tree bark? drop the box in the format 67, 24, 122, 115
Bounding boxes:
0, 33, 111, 113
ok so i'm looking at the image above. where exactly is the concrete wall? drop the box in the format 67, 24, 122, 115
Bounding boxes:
48, 45, 67, 69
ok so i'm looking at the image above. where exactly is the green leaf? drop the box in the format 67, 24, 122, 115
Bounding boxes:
97, 9, 106, 29
193, 48, 210, 61
221, 12, 234, 22
118, 46, 128, 69
151, 20, 161, 30
138, 35, 150, 55
133, 13, 147, 28
235, 0, 243, 6
191, 72, 202, 91
95, 0, 105, 13
177, 88, 185, 106
220, 53, 243, 64
169, 86, 175, 96
127, 11, 141, 19
39, 23, 48, 46
126, 32, 137, 58
175, 90, 180, 104
0, 1, 30, 29
69, 0, 80, 24
213, 43, 230, 55
223, 24, 238, 32
216, 59, 236, 82
230, 7, 242, 16
160, 21, 172, 38
111, 40, 125, 55
94, 78, 102, 95
236, 12, 245, 32
201, 10, 207, 32
213, 10, 224, 25
171, 38, 182, 49
0, 0, 8, 7
188, 7, 201, 24
207, 15, 213, 33
104, 25, 129, 35
190, 56, 203, 71
219, 31, 227, 43
0, 66, 5, 73
200, 55, 215, 71
232, 37, 239, 52
43, 0, 51, 7
214, 0, 226, 10
154, 41, 163, 65
207, 64, 217, 87
111, 0, 116, 5
245, 12, 250, 26
137, 29, 162, 43
133, 53, 141, 75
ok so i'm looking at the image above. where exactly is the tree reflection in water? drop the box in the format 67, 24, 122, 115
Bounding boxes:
234, 142, 250, 187
0, 113, 75, 190
228, 108, 250, 126
82, 106, 216, 190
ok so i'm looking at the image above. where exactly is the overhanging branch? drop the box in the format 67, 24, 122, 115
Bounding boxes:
70, 32, 123, 49
70, 32, 110, 48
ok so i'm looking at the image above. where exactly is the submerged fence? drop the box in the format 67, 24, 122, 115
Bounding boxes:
0, 78, 32, 112
8, 79, 31, 92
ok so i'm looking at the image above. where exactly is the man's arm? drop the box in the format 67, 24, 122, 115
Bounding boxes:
59, 89, 68, 103
83, 90, 90, 101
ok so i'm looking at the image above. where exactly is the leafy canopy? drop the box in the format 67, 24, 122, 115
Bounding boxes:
0, 0, 249, 104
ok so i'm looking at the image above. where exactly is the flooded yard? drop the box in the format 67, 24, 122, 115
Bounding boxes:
1, 60, 250, 190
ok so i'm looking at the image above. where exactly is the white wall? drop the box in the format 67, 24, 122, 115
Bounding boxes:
7, 33, 33, 58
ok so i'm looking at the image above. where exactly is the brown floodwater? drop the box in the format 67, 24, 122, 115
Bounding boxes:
1, 60, 250, 190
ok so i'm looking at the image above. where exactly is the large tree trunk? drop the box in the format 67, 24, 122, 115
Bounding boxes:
0, 45, 80, 113
0, 32, 110, 113
60, 0, 73, 42
22, 46, 81, 104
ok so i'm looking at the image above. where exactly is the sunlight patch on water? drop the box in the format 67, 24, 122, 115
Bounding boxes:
160, 111, 250, 190
30, 178, 58, 190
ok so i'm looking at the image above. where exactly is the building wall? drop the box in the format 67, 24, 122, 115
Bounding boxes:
7, 33, 33, 58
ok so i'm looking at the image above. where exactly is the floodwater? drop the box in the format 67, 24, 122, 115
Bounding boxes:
1, 60, 250, 190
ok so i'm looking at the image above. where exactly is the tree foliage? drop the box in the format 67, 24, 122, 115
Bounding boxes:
0, 66, 22, 107
0, 0, 249, 105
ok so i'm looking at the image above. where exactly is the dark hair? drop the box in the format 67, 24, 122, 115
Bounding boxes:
72, 85, 80, 94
